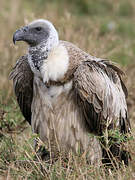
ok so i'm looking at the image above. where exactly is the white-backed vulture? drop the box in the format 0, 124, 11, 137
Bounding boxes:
10, 19, 131, 165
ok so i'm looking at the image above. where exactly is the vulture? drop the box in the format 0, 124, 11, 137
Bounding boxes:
10, 19, 131, 165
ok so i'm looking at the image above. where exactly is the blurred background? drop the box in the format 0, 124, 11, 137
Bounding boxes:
0, 0, 135, 178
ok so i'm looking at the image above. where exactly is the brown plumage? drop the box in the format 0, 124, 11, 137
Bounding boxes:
9, 55, 33, 125
10, 19, 131, 165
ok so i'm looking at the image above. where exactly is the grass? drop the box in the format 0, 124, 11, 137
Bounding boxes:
0, 0, 135, 179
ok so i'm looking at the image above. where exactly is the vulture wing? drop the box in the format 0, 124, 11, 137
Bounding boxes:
9, 55, 33, 125
74, 59, 130, 135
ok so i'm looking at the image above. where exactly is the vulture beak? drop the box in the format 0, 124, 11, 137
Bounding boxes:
13, 26, 29, 44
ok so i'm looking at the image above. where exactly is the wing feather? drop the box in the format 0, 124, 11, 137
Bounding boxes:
74, 60, 130, 134
9, 55, 33, 125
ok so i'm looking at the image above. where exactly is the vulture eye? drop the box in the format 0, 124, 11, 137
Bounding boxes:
35, 27, 42, 31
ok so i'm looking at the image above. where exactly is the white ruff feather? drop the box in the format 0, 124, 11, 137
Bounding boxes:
41, 44, 69, 83
48, 80, 73, 99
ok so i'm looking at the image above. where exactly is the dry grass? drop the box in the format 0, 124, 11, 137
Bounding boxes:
0, 0, 135, 179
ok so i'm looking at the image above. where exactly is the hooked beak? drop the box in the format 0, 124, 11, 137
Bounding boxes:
13, 26, 29, 44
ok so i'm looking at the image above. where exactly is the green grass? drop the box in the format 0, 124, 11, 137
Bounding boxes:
0, 0, 135, 179
0, 96, 135, 177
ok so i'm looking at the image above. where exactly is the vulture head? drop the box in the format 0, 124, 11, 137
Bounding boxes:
13, 19, 59, 47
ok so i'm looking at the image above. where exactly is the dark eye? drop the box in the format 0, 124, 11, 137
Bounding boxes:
35, 27, 42, 31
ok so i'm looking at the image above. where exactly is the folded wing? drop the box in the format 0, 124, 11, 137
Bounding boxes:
74, 60, 130, 135
9, 55, 33, 125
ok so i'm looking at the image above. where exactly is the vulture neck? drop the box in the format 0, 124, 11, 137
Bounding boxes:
28, 39, 59, 76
